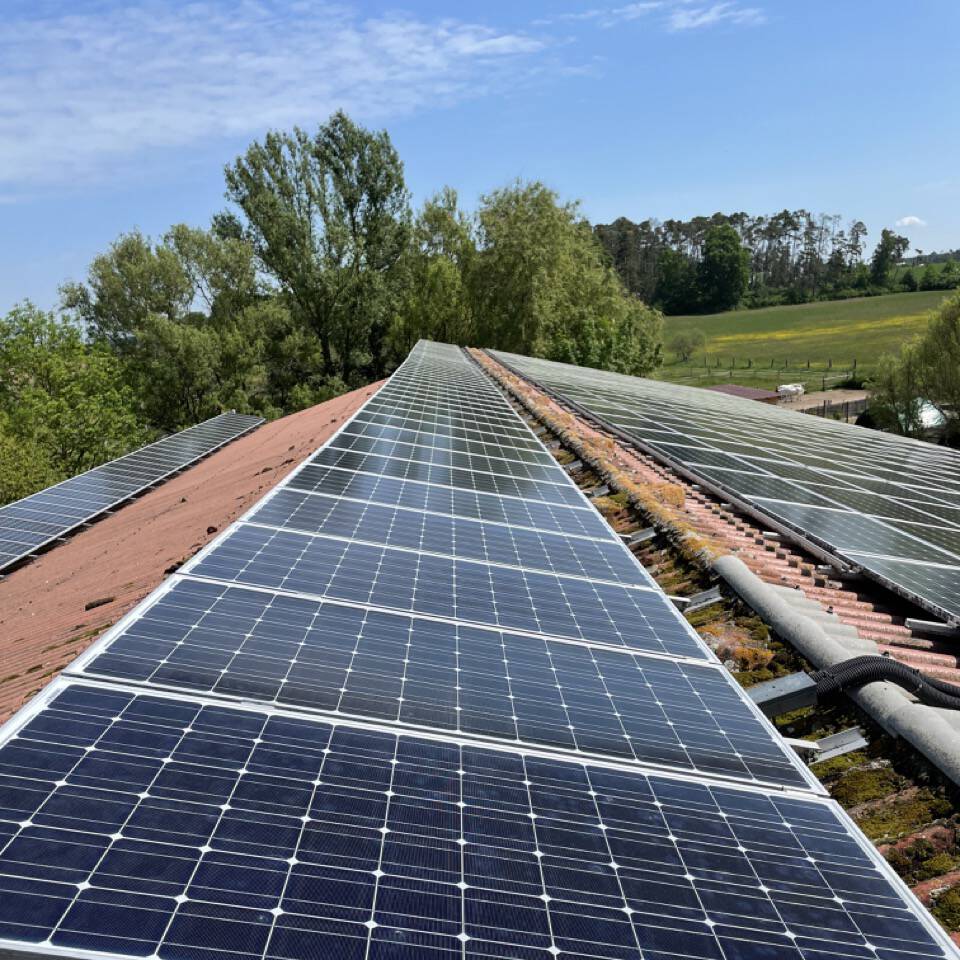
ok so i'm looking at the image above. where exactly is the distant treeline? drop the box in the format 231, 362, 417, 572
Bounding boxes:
904, 249, 960, 266
595, 211, 955, 314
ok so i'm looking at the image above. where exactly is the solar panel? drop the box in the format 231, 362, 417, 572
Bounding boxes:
491, 350, 960, 624
0, 681, 952, 960
0, 340, 954, 960
0, 411, 264, 573
306, 446, 586, 505
245, 487, 648, 585
284, 464, 614, 539
182, 524, 698, 656
74, 577, 810, 788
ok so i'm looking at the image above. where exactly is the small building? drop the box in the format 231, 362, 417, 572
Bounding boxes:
703, 383, 780, 404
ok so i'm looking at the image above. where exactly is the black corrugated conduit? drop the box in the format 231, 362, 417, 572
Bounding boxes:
813, 655, 960, 710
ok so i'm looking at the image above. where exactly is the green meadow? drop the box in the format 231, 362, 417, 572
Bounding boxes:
657, 290, 948, 389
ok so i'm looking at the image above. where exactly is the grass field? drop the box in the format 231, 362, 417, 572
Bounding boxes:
657, 289, 948, 390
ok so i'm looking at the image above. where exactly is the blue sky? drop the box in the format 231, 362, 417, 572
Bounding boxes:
2, 0, 958, 311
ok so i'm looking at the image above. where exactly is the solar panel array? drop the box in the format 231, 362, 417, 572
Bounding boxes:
0, 341, 953, 960
492, 350, 960, 625
0, 411, 264, 573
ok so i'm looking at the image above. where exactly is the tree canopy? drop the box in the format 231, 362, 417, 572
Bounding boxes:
0, 304, 147, 502
870, 291, 960, 444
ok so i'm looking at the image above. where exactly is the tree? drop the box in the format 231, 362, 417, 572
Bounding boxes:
655, 248, 698, 314
668, 328, 706, 362
697, 224, 749, 312
870, 292, 960, 444
470, 180, 662, 375
0, 430, 58, 505
388, 188, 476, 359
901, 268, 919, 292
224, 111, 411, 383
870, 229, 910, 287
0, 303, 146, 494
60, 231, 193, 352
62, 226, 297, 428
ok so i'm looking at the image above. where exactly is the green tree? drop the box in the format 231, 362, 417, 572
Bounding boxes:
656, 248, 698, 314
470, 180, 662, 375
669, 328, 706, 362
0, 430, 58, 505
919, 263, 941, 290
0, 303, 146, 494
60, 231, 192, 354
939, 260, 960, 290
870, 229, 910, 287
224, 111, 411, 383
696, 224, 749, 312
388, 188, 476, 359
901, 267, 919, 292
62, 226, 295, 428
870, 292, 960, 443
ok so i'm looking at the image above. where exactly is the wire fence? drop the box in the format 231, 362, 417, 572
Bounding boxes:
800, 398, 870, 420
663, 357, 859, 391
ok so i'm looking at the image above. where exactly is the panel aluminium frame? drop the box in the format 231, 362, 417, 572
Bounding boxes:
0, 412, 264, 575
66, 572, 825, 795
0, 675, 955, 960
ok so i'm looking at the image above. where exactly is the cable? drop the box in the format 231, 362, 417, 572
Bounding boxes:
811, 655, 960, 710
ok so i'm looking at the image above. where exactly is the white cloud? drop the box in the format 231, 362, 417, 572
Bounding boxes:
667, 2, 766, 30
0, 2, 548, 189
542, 1, 764, 31
895, 215, 928, 228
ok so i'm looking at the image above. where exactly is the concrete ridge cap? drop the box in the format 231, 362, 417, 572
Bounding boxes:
712, 553, 960, 787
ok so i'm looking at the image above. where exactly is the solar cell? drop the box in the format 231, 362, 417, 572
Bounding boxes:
0, 681, 953, 960
750, 500, 960, 565
74, 577, 811, 788
355, 406, 539, 443
847, 554, 960, 620
492, 349, 960, 623
0, 411, 263, 573
3, 340, 955, 959
342, 423, 551, 462
327, 432, 565, 481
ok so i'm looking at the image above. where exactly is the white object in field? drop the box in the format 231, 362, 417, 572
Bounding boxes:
777, 383, 805, 400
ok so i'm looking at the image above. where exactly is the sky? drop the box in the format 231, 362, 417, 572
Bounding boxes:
2, 0, 958, 311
